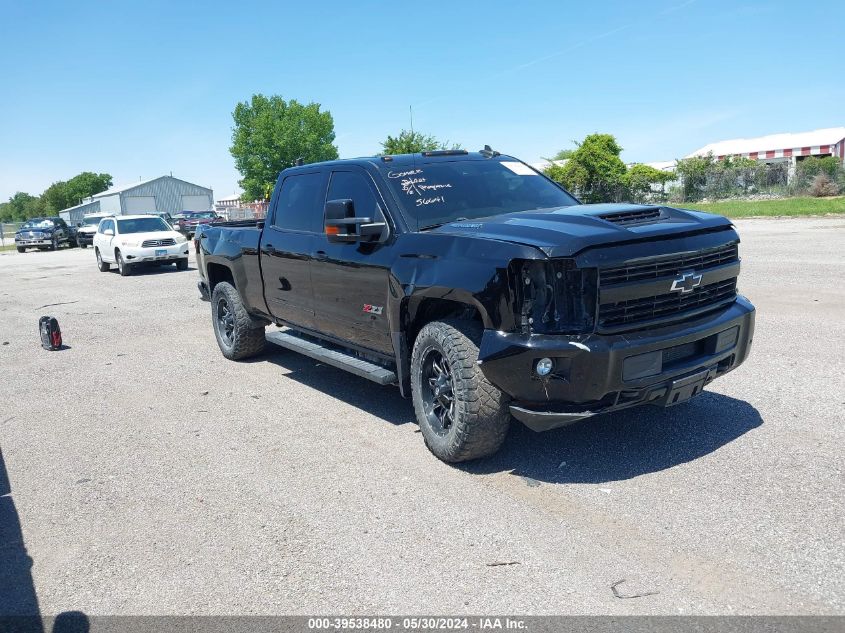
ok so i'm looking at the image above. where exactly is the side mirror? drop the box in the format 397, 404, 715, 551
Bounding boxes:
104, 229, 114, 236
324, 199, 387, 243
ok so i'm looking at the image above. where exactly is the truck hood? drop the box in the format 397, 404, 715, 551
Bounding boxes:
429, 203, 733, 257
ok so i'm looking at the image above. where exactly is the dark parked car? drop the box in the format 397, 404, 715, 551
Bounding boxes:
15, 217, 73, 252
196, 149, 755, 463
173, 211, 223, 238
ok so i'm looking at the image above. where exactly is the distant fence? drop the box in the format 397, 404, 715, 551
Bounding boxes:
0, 222, 23, 247
220, 206, 267, 221
562, 158, 845, 205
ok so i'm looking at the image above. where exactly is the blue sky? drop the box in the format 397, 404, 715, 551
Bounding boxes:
1, 0, 842, 201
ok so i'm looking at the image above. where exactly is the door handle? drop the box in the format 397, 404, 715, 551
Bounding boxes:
313, 250, 327, 261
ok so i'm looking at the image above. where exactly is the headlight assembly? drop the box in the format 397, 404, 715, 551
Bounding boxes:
517, 259, 597, 334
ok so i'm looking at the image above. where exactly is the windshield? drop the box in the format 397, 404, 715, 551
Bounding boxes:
116, 217, 171, 234
183, 212, 216, 219
21, 219, 55, 229
82, 216, 105, 226
380, 159, 578, 229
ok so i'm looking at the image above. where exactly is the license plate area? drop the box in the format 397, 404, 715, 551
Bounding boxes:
155, 249, 167, 256
662, 366, 716, 407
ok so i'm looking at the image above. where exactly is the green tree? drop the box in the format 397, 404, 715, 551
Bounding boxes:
1, 192, 44, 221
380, 130, 461, 155
42, 181, 72, 214
544, 133, 627, 202
65, 172, 112, 206
674, 153, 716, 202
624, 163, 675, 201
544, 148, 574, 162
41, 172, 113, 214
230, 94, 339, 200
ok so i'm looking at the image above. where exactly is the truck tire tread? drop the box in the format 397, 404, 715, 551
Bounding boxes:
411, 319, 510, 462
211, 281, 266, 360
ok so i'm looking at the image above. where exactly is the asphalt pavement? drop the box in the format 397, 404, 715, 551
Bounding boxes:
0, 217, 842, 616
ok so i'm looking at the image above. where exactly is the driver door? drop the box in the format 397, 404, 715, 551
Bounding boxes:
310, 168, 394, 355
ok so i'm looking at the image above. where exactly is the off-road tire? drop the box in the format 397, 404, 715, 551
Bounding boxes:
211, 281, 266, 360
96, 248, 110, 272
116, 250, 132, 276
411, 319, 511, 462
175, 258, 189, 271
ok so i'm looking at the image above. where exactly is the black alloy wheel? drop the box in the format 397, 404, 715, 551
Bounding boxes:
216, 296, 235, 347
421, 348, 456, 436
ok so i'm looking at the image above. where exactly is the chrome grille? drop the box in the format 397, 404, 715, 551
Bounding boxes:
141, 238, 176, 248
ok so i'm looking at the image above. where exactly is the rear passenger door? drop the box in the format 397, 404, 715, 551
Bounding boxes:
310, 167, 394, 355
260, 170, 327, 330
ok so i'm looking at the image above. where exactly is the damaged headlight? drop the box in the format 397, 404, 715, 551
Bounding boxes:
517, 259, 597, 334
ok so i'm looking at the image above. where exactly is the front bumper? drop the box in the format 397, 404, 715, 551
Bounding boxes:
15, 236, 53, 247
77, 232, 95, 245
122, 243, 189, 263
479, 296, 755, 432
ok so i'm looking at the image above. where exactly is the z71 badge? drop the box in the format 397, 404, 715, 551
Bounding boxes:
362, 304, 383, 315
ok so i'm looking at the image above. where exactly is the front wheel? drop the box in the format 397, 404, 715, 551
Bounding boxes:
210, 281, 266, 360
80, 243, 87, 249
175, 258, 188, 271
411, 319, 511, 463
17, 247, 25, 253
50, 236, 58, 251
96, 248, 110, 272
116, 251, 132, 276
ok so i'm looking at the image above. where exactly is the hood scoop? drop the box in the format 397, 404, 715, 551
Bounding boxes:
597, 206, 665, 227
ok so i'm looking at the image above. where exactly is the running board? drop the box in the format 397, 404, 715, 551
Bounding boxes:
266, 330, 397, 385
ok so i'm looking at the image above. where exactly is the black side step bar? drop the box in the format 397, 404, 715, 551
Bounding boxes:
266, 330, 397, 385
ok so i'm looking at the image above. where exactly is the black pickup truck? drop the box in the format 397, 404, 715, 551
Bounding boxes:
196, 149, 755, 462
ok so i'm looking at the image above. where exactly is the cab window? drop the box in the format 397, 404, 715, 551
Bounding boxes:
272, 172, 325, 232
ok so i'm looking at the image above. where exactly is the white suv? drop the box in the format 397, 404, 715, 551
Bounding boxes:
94, 214, 190, 276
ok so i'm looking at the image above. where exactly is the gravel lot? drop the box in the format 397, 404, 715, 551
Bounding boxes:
0, 218, 843, 616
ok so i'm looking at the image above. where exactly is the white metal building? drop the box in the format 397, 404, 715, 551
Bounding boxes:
59, 175, 213, 224
686, 127, 845, 166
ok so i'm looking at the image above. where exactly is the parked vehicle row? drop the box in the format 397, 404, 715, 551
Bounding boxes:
13, 210, 197, 279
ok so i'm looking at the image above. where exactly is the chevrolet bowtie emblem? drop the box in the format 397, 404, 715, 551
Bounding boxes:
670, 271, 703, 294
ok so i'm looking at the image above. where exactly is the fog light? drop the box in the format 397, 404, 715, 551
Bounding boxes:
535, 357, 554, 376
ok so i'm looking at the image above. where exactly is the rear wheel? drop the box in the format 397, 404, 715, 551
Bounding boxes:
116, 250, 132, 276
96, 248, 110, 271
211, 281, 266, 360
411, 319, 511, 462
175, 258, 188, 271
